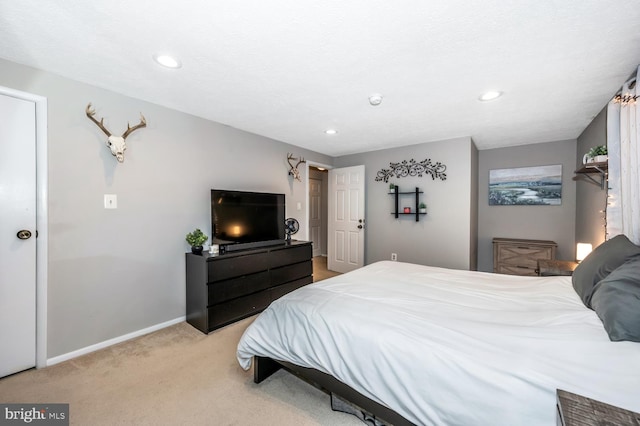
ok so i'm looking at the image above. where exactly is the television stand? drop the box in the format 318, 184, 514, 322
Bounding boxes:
185, 240, 312, 333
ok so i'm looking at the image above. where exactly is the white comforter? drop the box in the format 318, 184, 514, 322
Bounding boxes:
236, 261, 640, 425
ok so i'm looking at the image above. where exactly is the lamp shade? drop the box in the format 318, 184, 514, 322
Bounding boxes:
576, 243, 593, 262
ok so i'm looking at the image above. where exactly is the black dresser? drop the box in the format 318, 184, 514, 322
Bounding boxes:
185, 240, 313, 334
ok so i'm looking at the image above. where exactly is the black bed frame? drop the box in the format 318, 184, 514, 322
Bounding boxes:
254, 356, 415, 426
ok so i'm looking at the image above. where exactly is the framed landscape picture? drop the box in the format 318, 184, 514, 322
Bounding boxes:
489, 165, 562, 205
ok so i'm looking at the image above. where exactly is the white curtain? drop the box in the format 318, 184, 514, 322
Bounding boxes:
606, 65, 640, 244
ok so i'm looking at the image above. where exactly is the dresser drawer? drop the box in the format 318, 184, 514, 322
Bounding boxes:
270, 276, 313, 301
270, 260, 313, 286
269, 244, 313, 269
207, 252, 270, 282
496, 264, 538, 276
208, 290, 271, 330
208, 271, 270, 305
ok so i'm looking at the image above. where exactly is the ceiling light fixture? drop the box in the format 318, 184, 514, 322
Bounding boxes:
478, 91, 502, 102
368, 94, 383, 106
153, 54, 182, 69
325, 129, 338, 135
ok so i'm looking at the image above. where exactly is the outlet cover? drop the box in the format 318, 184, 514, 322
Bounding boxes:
104, 194, 117, 209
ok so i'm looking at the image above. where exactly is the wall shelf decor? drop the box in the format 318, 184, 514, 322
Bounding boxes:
573, 161, 607, 189
389, 186, 426, 222
375, 158, 447, 183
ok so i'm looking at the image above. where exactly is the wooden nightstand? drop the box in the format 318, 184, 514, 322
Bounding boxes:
537, 259, 579, 276
556, 389, 640, 426
493, 238, 557, 276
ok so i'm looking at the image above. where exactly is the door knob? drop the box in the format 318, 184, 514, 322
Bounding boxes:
357, 225, 363, 229
17, 230, 32, 240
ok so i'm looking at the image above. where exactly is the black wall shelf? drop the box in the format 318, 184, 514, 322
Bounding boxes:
389, 186, 426, 222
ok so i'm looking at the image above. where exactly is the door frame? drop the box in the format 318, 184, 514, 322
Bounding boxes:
303, 161, 332, 251
1, 85, 48, 369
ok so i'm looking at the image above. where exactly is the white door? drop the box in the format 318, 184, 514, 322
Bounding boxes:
309, 177, 322, 257
0, 94, 37, 377
328, 165, 365, 273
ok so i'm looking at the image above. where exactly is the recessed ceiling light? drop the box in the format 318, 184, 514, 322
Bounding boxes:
325, 129, 338, 135
316, 167, 326, 171
153, 54, 182, 69
369, 94, 383, 106
479, 91, 502, 102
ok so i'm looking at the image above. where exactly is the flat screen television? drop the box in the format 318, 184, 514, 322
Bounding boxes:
211, 189, 286, 252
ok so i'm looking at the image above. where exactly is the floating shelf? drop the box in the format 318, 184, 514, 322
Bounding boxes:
573, 162, 607, 189
389, 186, 426, 222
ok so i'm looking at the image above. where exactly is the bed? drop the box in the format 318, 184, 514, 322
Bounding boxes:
237, 255, 640, 425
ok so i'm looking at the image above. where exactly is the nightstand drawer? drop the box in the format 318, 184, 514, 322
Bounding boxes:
493, 238, 557, 276
496, 264, 538, 276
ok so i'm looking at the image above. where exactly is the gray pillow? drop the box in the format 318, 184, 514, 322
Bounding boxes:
590, 255, 640, 342
572, 234, 640, 308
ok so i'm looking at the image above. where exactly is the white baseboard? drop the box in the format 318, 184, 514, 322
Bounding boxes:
46, 316, 186, 366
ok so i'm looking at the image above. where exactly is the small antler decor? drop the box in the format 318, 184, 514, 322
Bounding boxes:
375, 158, 447, 183
287, 153, 306, 182
86, 103, 146, 163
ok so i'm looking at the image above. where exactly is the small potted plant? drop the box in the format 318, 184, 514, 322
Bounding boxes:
583, 145, 608, 164
389, 183, 396, 194
419, 202, 427, 214
186, 228, 208, 255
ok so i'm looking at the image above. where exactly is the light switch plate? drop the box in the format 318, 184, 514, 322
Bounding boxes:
104, 194, 117, 209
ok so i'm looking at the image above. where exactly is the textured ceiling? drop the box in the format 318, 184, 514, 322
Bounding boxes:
1, 1, 639, 156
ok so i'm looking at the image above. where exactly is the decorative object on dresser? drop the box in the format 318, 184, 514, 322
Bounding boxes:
493, 237, 557, 276
556, 389, 640, 426
186, 240, 312, 334
284, 217, 299, 242
185, 228, 208, 255
375, 158, 447, 183
536, 259, 578, 276
489, 165, 562, 205
85, 103, 146, 163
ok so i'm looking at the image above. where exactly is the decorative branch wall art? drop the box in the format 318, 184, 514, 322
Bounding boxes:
375, 158, 447, 183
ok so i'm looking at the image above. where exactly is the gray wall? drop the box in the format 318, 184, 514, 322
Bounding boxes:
575, 107, 608, 248
477, 139, 577, 272
0, 58, 333, 358
335, 137, 477, 270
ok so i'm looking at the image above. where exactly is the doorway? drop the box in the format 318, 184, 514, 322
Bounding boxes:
0, 86, 48, 375
308, 165, 328, 258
